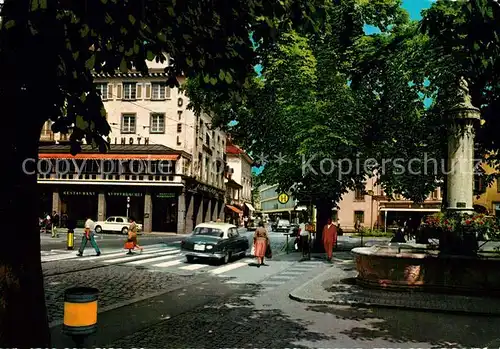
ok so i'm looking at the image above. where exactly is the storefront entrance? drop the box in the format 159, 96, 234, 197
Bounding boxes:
106, 191, 144, 224
152, 192, 178, 232
60, 190, 98, 226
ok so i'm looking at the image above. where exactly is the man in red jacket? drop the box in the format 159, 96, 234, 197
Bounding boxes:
322, 218, 337, 262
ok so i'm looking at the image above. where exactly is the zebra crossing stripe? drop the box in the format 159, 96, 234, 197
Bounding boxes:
103, 250, 179, 264
124, 252, 182, 265
80, 247, 175, 261
179, 263, 209, 271
209, 260, 250, 275
152, 259, 184, 268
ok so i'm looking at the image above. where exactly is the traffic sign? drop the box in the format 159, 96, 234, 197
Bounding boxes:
278, 193, 289, 204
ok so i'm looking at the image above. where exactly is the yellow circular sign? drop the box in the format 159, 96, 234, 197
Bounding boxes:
278, 193, 289, 204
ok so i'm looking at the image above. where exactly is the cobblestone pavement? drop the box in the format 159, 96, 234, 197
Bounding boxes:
105, 261, 500, 348
44, 262, 194, 324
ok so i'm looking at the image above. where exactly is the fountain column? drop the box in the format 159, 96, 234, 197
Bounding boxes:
446, 77, 480, 214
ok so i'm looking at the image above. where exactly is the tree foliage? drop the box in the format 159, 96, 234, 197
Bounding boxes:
0, 0, 326, 346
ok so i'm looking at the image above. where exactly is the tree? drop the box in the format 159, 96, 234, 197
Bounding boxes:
0, 0, 324, 346
186, 0, 424, 248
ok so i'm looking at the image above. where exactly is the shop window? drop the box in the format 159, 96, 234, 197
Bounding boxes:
354, 211, 364, 224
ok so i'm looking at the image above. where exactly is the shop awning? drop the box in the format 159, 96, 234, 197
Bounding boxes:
380, 208, 440, 212
245, 202, 255, 211
226, 205, 243, 214
39, 153, 179, 160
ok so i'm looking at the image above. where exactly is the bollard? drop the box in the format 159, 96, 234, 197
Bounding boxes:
63, 287, 99, 345
67, 229, 74, 250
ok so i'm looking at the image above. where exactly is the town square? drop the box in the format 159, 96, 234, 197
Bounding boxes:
1, 0, 500, 347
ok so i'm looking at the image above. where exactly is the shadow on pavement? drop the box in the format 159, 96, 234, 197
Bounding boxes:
306, 304, 500, 347
108, 285, 334, 348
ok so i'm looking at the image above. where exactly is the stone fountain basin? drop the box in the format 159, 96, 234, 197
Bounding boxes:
352, 244, 500, 295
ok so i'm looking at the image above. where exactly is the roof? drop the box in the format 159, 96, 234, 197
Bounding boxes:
39, 144, 179, 155
225, 144, 254, 164
195, 222, 237, 230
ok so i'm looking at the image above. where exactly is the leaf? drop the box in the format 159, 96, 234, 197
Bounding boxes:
85, 55, 96, 70
133, 43, 140, 54
167, 7, 175, 16
146, 50, 155, 61
4, 20, 15, 30
157, 32, 167, 42
225, 72, 233, 84
219, 70, 225, 81
186, 57, 193, 67
39, 0, 47, 9
31, 0, 39, 11
75, 115, 89, 130
80, 25, 89, 38
203, 74, 210, 83
210, 77, 217, 85
128, 14, 136, 25
119, 58, 128, 73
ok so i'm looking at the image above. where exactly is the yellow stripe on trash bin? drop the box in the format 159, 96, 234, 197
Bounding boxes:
63, 301, 97, 327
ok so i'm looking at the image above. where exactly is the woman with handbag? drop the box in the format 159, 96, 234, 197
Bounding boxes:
253, 221, 269, 267
125, 217, 143, 254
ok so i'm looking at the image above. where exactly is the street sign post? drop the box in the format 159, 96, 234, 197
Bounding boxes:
126, 196, 130, 218
278, 193, 289, 204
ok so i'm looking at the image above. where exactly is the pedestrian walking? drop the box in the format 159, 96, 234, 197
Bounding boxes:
322, 218, 337, 262
125, 217, 143, 254
77, 216, 101, 256
299, 222, 310, 258
252, 221, 269, 267
51, 211, 60, 238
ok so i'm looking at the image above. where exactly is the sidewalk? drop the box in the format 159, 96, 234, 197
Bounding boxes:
289, 259, 500, 316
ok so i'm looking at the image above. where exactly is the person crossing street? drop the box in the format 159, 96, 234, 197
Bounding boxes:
77, 216, 101, 257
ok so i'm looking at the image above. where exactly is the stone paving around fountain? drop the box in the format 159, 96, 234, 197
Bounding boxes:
289, 255, 500, 316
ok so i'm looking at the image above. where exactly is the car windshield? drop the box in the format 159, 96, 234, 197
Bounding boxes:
193, 227, 223, 237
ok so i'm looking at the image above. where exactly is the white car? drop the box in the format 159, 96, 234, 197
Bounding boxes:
94, 216, 143, 234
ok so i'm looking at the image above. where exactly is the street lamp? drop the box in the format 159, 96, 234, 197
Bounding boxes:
366, 189, 376, 248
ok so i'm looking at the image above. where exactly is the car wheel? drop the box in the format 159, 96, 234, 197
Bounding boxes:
121, 227, 128, 235
186, 255, 195, 263
222, 251, 231, 264
95, 226, 102, 234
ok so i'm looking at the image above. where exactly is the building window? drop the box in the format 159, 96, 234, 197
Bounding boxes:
177, 123, 182, 133
95, 83, 108, 100
123, 82, 137, 100
121, 114, 136, 134
354, 211, 365, 224
354, 188, 365, 201
150, 113, 165, 134
151, 83, 169, 100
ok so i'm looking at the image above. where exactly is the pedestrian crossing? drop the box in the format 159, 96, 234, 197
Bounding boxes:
41, 244, 332, 290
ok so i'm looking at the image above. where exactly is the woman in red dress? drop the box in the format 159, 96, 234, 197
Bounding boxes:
253, 221, 269, 267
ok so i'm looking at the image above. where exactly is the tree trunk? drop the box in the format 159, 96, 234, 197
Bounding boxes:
313, 199, 334, 252
0, 115, 50, 347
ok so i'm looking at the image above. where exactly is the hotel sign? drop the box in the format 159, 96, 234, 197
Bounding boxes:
62, 191, 96, 196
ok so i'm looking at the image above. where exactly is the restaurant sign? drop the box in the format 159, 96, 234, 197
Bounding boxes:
156, 193, 176, 199
62, 191, 96, 196
107, 192, 143, 197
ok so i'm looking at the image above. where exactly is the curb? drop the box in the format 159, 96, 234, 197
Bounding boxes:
288, 267, 500, 317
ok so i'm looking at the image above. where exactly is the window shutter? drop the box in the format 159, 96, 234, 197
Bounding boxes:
116, 83, 122, 99
165, 86, 171, 98
136, 83, 142, 99
107, 84, 113, 100
145, 83, 151, 99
